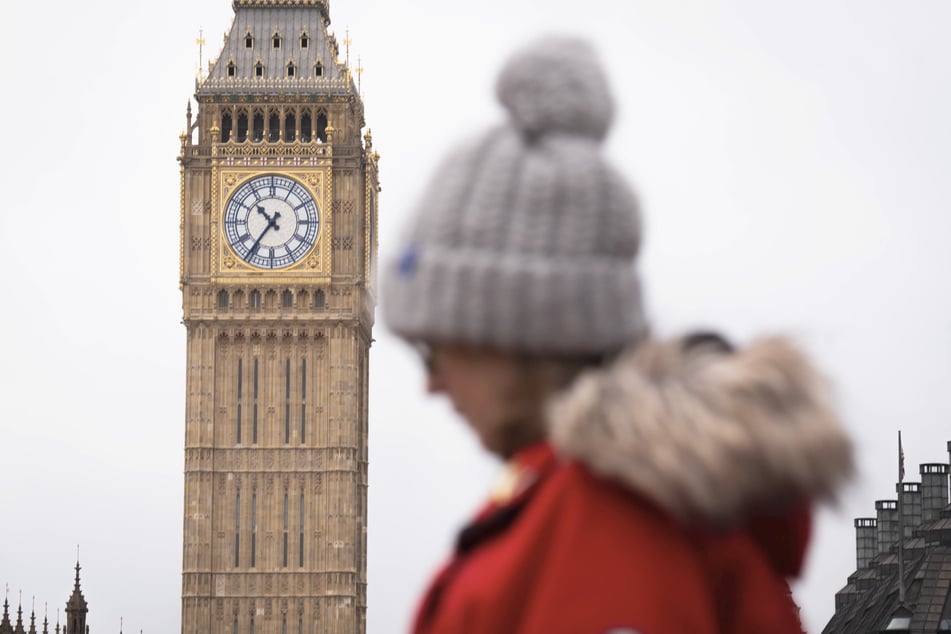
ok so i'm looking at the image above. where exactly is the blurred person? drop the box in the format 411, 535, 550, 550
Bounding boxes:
382, 36, 853, 634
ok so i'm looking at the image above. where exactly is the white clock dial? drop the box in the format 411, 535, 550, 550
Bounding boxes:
223, 175, 320, 269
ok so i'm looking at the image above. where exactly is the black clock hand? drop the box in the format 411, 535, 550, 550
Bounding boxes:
248, 208, 282, 257
248, 229, 270, 257
256, 206, 282, 231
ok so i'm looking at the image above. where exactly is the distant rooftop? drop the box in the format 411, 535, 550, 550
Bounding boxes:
823, 440, 951, 633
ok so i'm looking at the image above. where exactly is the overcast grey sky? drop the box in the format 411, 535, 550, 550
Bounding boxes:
1, 1, 949, 632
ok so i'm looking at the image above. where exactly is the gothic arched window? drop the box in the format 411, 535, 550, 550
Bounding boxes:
236, 112, 249, 142
316, 113, 328, 143
252, 112, 264, 142
284, 114, 297, 142
221, 113, 233, 142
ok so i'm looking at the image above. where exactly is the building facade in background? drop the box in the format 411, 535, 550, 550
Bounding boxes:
178, 0, 379, 631
824, 440, 951, 633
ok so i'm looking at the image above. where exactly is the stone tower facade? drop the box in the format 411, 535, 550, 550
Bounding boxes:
178, 0, 379, 632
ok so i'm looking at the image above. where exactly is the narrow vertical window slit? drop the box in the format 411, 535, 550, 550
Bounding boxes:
299, 491, 305, 568
251, 490, 257, 567
285, 358, 291, 444
237, 358, 243, 444
301, 358, 307, 444
253, 358, 259, 444
235, 490, 240, 567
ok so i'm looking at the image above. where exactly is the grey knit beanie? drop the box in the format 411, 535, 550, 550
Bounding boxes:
382, 36, 646, 356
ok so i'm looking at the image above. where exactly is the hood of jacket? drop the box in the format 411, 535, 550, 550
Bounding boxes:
547, 334, 854, 528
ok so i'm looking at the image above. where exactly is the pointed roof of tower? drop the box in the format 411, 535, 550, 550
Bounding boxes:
0, 589, 13, 634
64, 563, 87, 615
13, 597, 24, 634
198, 0, 356, 97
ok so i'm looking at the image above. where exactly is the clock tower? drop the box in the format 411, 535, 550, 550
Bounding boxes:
177, 0, 379, 632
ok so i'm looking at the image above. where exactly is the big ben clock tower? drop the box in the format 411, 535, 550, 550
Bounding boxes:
177, 0, 379, 632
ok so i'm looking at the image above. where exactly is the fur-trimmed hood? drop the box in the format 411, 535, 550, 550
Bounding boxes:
548, 334, 854, 526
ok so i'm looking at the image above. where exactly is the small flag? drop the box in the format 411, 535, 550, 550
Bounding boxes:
899, 430, 905, 483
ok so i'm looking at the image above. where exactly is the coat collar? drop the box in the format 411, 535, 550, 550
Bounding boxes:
547, 335, 854, 526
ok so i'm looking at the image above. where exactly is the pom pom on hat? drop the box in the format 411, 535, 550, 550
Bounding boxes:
382, 36, 646, 356
496, 36, 615, 141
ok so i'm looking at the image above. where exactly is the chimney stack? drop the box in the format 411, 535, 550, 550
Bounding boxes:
897, 482, 922, 539
919, 463, 949, 523
854, 517, 877, 568
875, 499, 899, 553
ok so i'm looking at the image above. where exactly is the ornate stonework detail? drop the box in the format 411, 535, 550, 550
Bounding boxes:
332, 236, 354, 250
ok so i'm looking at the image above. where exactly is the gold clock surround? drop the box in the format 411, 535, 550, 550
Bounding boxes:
212, 165, 333, 284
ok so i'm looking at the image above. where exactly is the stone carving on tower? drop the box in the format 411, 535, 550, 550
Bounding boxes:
178, 0, 380, 632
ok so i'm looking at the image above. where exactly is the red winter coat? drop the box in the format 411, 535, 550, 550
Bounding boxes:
413, 337, 853, 634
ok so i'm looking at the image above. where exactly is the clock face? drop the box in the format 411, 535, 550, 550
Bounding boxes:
223, 174, 320, 269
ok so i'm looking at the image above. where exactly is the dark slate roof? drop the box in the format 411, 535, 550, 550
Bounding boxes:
197, 1, 355, 97
823, 523, 951, 632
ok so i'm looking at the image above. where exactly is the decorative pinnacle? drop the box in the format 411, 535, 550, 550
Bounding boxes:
196, 28, 206, 81
355, 56, 364, 95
